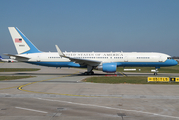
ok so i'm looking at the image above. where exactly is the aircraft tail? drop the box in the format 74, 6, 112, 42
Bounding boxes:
0, 56, 2, 59
8, 27, 41, 54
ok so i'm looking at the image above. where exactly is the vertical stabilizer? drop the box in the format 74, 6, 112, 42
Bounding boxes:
8, 27, 41, 54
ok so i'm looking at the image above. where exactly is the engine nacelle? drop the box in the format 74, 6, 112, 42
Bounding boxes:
96, 63, 117, 73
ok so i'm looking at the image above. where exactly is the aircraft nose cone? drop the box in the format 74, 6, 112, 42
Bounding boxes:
170, 59, 178, 66
173, 59, 178, 65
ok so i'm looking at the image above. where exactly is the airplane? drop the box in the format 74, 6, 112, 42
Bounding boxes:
5, 27, 178, 75
0, 55, 17, 63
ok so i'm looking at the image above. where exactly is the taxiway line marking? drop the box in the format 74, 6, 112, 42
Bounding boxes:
17, 72, 121, 98
37, 98, 179, 119
0, 86, 19, 90
119, 72, 126, 77
15, 106, 48, 114
17, 72, 96, 97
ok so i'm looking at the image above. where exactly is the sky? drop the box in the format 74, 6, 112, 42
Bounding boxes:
0, 0, 179, 58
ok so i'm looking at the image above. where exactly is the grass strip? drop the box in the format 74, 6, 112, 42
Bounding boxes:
0, 68, 40, 72
84, 76, 179, 84
0, 76, 35, 81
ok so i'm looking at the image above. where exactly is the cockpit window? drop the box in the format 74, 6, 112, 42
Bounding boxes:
167, 57, 172, 59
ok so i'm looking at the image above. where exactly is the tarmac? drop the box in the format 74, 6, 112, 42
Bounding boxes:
0, 62, 179, 120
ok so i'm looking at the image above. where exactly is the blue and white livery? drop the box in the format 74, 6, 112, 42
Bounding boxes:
0, 55, 17, 63
6, 27, 178, 75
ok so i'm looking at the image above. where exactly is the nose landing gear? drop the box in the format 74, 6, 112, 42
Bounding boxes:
154, 67, 159, 75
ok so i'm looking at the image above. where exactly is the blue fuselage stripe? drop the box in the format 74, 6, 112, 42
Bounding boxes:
27, 62, 82, 67
26, 59, 177, 68
116, 59, 178, 67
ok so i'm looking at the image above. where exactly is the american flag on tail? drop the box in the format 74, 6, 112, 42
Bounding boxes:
15, 38, 22, 43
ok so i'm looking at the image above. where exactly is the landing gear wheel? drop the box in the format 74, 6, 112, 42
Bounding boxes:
154, 72, 158, 75
84, 71, 94, 75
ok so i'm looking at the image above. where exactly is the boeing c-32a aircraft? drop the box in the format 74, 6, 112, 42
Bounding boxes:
5, 27, 178, 75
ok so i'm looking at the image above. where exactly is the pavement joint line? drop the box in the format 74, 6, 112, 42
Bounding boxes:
37, 98, 179, 119
15, 106, 48, 114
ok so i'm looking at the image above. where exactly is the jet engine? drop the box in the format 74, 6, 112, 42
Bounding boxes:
96, 63, 117, 73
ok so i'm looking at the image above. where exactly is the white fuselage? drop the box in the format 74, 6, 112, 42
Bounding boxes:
15, 51, 176, 68
24, 52, 168, 62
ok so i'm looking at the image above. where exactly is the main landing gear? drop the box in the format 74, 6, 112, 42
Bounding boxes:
83, 66, 94, 75
84, 71, 94, 75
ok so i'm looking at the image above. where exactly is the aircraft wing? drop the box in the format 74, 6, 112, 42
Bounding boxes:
4, 54, 30, 61
55, 45, 101, 66
67, 57, 101, 66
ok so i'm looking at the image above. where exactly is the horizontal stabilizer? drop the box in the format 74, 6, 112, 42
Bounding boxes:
4, 54, 29, 61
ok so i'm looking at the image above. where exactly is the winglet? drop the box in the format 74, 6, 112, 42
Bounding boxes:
55, 45, 65, 57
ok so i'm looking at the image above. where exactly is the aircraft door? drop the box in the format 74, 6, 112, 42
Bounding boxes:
37, 55, 40, 62
159, 56, 162, 62
124, 56, 128, 62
